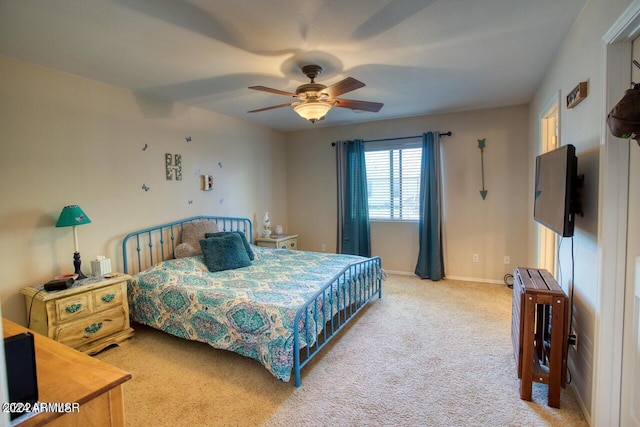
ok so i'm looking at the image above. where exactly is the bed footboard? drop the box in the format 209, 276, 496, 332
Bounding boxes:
293, 256, 383, 386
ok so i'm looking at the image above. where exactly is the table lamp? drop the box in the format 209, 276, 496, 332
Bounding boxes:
55, 205, 91, 279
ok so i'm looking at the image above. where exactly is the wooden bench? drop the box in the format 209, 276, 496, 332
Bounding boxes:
512, 267, 568, 408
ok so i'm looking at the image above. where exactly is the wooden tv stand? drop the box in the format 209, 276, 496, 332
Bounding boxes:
511, 267, 568, 408
3, 319, 131, 426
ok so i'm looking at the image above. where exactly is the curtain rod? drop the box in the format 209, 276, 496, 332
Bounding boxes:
363, 131, 452, 143
331, 131, 452, 146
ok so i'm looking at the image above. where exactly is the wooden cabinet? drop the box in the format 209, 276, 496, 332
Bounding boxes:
255, 234, 299, 250
21, 274, 134, 354
3, 319, 131, 426
512, 267, 568, 408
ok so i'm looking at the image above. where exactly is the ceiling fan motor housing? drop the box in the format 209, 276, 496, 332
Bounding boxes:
295, 83, 328, 99
301, 64, 323, 82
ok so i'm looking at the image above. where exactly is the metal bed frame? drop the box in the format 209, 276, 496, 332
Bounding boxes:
121, 216, 382, 386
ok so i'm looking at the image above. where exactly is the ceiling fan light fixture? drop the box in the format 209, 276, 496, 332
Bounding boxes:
293, 102, 331, 123
248, 64, 383, 123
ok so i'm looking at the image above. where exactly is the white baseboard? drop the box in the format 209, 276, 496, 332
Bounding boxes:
383, 270, 415, 276
384, 271, 506, 285
442, 275, 505, 285
569, 380, 591, 426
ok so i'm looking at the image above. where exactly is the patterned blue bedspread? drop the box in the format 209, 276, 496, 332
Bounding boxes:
128, 246, 376, 382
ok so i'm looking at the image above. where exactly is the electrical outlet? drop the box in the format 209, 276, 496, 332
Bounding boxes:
472, 253, 479, 263
504, 256, 511, 265
321, 244, 326, 252
570, 328, 578, 351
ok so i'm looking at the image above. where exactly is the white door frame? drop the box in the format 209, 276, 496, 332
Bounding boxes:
595, 2, 640, 425
538, 92, 561, 276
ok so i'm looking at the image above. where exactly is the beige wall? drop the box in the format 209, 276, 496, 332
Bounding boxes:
0, 55, 288, 324
528, 0, 633, 420
285, 105, 530, 282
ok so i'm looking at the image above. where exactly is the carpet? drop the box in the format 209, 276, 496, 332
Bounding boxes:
95, 274, 588, 426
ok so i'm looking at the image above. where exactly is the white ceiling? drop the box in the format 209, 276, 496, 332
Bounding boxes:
0, 0, 586, 132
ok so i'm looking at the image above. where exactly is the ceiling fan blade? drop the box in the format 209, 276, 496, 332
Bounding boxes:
333, 98, 383, 112
248, 85, 296, 97
247, 102, 296, 113
323, 77, 365, 98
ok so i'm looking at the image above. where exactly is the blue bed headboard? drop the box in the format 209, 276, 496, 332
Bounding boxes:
121, 216, 253, 274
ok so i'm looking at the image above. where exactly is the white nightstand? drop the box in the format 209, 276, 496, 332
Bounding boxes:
255, 234, 299, 250
21, 274, 135, 354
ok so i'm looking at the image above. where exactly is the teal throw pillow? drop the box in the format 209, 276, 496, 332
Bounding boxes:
205, 231, 254, 260
200, 233, 251, 272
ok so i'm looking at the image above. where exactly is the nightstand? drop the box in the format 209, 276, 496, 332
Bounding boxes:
21, 274, 135, 355
255, 233, 299, 250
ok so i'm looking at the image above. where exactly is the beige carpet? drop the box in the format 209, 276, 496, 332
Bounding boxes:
95, 274, 588, 426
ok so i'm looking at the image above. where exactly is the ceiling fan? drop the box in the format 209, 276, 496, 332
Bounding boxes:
248, 65, 383, 123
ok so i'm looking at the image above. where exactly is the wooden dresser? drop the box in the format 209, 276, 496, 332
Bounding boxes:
3, 319, 131, 426
21, 274, 134, 354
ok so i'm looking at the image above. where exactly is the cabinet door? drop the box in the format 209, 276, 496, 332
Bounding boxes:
55, 306, 127, 348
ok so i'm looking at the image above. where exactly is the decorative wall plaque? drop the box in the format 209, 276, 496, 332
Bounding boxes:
566, 82, 588, 109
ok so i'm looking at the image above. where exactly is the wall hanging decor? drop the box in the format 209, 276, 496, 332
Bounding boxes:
607, 60, 640, 145
201, 174, 214, 191
478, 138, 488, 200
566, 81, 588, 109
165, 153, 182, 180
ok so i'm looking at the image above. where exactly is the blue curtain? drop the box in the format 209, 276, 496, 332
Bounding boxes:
336, 139, 371, 257
415, 132, 445, 280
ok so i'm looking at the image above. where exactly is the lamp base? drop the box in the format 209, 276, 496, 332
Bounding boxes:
73, 251, 87, 280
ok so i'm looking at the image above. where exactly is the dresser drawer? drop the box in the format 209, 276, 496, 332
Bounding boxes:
55, 293, 92, 322
280, 239, 297, 250
55, 306, 127, 348
255, 234, 299, 250
93, 284, 123, 311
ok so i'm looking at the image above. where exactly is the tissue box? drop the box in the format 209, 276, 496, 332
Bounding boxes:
91, 258, 112, 276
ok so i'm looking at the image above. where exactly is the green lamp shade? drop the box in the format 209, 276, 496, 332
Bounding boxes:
55, 205, 91, 227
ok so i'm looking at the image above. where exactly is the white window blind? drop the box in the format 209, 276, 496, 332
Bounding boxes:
364, 138, 422, 221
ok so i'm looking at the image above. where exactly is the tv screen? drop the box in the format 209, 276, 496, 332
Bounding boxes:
534, 144, 578, 237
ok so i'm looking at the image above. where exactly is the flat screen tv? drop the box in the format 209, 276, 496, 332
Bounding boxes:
534, 144, 578, 237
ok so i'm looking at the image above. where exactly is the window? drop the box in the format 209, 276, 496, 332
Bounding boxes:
364, 138, 422, 220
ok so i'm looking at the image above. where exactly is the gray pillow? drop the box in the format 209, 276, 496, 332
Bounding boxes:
200, 233, 251, 272
205, 231, 254, 260
175, 243, 197, 259
180, 219, 219, 256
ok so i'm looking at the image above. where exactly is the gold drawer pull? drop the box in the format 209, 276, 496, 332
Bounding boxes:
101, 293, 116, 303
65, 303, 82, 313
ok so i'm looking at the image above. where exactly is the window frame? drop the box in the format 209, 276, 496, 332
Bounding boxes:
364, 137, 422, 222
